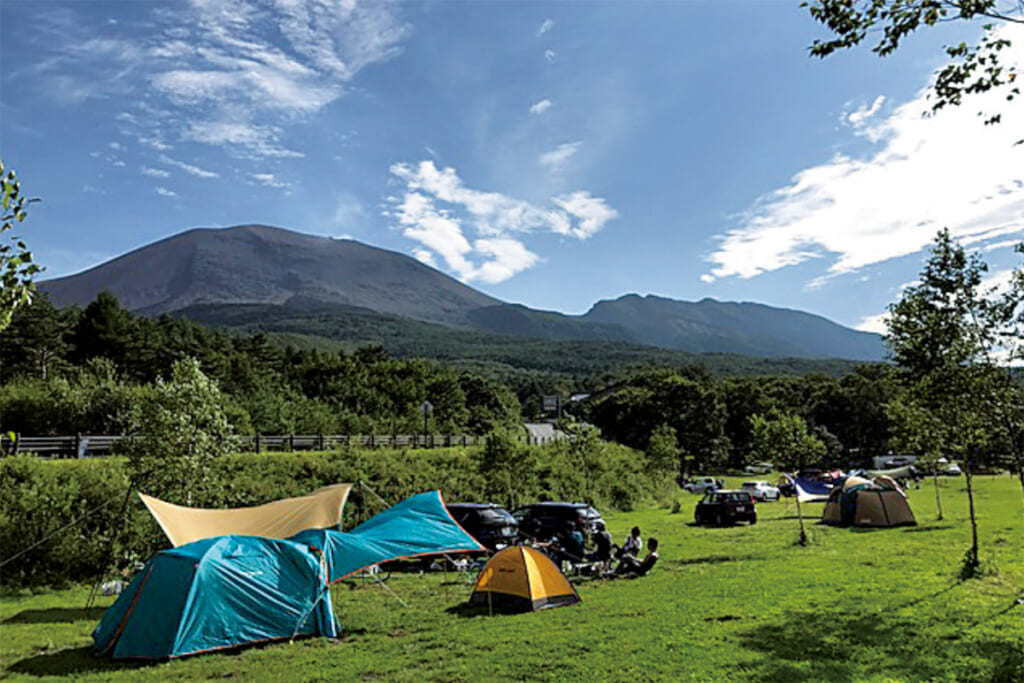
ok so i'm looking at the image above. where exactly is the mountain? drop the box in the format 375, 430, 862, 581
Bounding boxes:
41, 225, 499, 325
40, 224, 885, 361
580, 294, 885, 361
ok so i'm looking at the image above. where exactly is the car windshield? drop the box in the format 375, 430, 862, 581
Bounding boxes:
478, 508, 515, 523
725, 493, 749, 502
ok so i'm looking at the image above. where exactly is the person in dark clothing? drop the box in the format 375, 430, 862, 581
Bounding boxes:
590, 521, 613, 563
613, 538, 659, 578
560, 522, 585, 564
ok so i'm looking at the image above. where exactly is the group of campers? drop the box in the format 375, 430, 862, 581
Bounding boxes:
535, 523, 659, 579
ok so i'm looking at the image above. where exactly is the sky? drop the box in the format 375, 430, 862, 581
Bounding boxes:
1, 0, 1022, 333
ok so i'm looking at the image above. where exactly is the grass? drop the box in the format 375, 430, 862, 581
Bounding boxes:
2, 475, 1022, 682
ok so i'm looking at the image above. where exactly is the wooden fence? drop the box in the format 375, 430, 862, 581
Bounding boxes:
0, 433, 486, 459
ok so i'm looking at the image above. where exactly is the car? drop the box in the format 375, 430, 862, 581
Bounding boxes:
512, 502, 604, 541
445, 503, 519, 551
744, 462, 774, 474
683, 477, 721, 494
741, 480, 780, 502
694, 490, 757, 526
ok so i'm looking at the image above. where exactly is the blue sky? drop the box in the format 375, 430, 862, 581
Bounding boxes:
2, 0, 1021, 332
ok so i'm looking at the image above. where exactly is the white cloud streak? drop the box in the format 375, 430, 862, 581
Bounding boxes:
159, 154, 219, 178
539, 141, 581, 170
529, 99, 552, 115
537, 19, 554, 37
387, 160, 617, 283
155, 186, 177, 197
705, 26, 1024, 286
141, 166, 170, 178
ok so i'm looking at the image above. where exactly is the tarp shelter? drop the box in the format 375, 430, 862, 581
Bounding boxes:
822, 477, 916, 528
469, 546, 580, 612
783, 475, 831, 503
139, 484, 352, 547
93, 491, 484, 659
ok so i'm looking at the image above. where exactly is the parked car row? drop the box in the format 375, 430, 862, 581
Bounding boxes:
445, 501, 606, 552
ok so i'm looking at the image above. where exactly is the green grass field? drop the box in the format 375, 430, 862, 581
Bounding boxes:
2, 475, 1021, 682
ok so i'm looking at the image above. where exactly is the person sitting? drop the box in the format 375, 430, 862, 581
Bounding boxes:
613, 538, 659, 578
618, 526, 642, 559
559, 522, 585, 564
589, 521, 613, 563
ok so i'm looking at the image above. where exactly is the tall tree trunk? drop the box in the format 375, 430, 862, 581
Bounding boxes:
795, 494, 808, 546
933, 472, 943, 521
964, 457, 980, 576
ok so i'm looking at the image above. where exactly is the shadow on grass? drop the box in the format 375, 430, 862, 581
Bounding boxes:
735, 594, 1021, 682
8, 647, 151, 678
2, 607, 107, 625
900, 525, 954, 533
671, 555, 741, 567
444, 602, 507, 619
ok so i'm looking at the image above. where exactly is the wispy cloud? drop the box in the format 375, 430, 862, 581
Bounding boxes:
529, 99, 552, 115
544, 49, 556, 63
159, 154, 219, 178
704, 26, 1024, 286
537, 19, 555, 37
140, 166, 170, 178
539, 141, 581, 170
386, 160, 617, 283
155, 186, 177, 197
250, 172, 289, 188
17, 1, 411, 160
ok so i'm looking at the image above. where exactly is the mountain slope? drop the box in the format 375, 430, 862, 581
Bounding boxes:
581, 294, 884, 361
41, 224, 499, 325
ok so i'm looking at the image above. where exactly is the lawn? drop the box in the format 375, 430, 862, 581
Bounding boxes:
2, 475, 1021, 682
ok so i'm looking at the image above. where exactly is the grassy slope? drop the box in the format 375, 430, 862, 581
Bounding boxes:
2, 475, 1021, 682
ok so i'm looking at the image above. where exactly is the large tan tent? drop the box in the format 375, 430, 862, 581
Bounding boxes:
822, 477, 915, 528
469, 546, 580, 612
140, 483, 352, 547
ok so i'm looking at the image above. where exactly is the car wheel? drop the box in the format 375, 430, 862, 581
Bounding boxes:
750, 514, 757, 525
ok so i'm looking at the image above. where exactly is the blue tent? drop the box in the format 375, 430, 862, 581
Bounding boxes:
93, 491, 484, 659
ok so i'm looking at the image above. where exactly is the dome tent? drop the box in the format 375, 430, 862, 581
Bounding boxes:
469, 546, 580, 612
822, 477, 916, 528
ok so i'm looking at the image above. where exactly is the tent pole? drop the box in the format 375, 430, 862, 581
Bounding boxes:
86, 485, 137, 608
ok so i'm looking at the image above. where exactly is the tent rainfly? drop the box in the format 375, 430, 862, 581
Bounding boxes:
469, 545, 580, 612
93, 491, 484, 659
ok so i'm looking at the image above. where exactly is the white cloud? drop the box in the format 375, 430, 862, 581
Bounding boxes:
537, 19, 554, 37
412, 248, 437, 267
387, 160, 617, 283
539, 141, 581, 170
544, 49, 556, 63
155, 186, 177, 197
856, 312, 890, 335
846, 95, 886, 128
19, 1, 410, 160
159, 154, 219, 178
529, 99, 552, 115
250, 172, 289, 188
704, 26, 1024, 285
141, 166, 170, 178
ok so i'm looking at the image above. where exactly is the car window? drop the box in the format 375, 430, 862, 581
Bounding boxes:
726, 493, 749, 502
479, 508, 515, 523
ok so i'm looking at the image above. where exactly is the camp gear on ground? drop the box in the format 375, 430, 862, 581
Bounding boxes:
140, 484, 352, 547
468, 545, 580, 612
93, 491, 484, 659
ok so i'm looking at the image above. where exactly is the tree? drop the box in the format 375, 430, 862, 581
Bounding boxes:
750, 408, 827, 545
886, 229, 1023, 577
119, 358, 238, 506
0, 160, 42, 332
804, 1, 1023, 133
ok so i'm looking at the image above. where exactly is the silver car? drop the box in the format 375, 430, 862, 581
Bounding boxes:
741, 480, 780, 502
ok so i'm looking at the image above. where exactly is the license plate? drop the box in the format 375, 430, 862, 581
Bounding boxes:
736, 506, 746, 512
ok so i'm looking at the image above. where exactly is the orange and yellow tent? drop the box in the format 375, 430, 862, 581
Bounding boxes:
469, 545, 580, 612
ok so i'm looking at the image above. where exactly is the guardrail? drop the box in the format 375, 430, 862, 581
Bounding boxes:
0, 433, 484, 458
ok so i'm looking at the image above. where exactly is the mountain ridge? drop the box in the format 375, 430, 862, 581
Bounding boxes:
40, 224, 885, 361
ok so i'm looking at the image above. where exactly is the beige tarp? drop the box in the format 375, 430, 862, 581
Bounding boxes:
140, 483, 352, 547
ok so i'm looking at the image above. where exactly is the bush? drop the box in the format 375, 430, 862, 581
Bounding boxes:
1, 437, 660, 589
